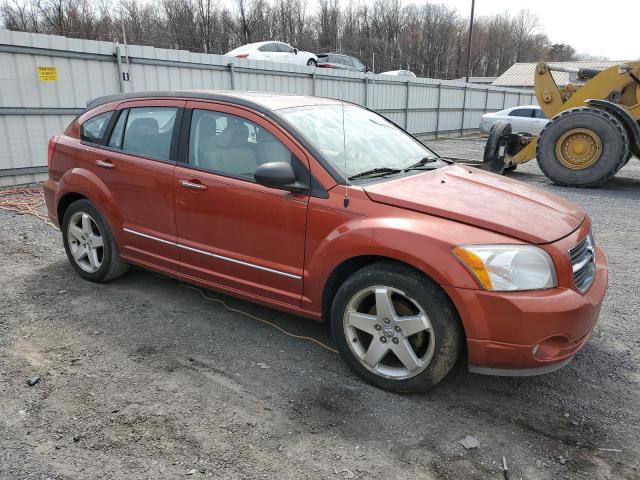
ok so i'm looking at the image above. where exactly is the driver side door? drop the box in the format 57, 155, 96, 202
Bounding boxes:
174, 101, 310, 306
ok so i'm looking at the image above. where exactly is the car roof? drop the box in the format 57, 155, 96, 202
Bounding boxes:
84, 90, 343, 114
507, 104, 540, 110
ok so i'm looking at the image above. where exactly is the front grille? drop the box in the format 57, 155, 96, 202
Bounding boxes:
569, 234, 596, 293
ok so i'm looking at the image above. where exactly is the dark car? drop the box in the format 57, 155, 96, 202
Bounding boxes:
316, 53, 368, 72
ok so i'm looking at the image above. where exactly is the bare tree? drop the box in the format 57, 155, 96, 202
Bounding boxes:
1, 0, 581, 78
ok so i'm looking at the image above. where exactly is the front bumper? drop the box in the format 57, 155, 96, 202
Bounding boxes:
443, 244, 608, 376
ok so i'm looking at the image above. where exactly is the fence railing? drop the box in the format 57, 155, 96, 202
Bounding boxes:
0, 29, 536, 186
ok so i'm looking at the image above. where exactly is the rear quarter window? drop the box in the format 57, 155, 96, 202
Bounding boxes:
80, 111, 113, 144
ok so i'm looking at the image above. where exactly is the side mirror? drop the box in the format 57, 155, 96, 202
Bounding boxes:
293, 48, 298, 55
254, 162, 307, 192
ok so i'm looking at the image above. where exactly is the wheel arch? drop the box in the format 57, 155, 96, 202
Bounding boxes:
57, 191, 87, 224
56, 168, 122, 231
585, 99, 640, 157
319, 255, 466, 341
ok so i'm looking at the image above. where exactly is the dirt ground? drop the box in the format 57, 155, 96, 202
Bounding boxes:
1, 138, 639, 479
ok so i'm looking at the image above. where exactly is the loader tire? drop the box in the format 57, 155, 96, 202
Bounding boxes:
536, 107, 629, 187
483, 121, 511, 173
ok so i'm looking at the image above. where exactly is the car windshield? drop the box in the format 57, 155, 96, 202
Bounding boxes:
279, 104, 439, 179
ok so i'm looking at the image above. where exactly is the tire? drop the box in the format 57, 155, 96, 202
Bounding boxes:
482, 121, 511, 173
330, 261, 463, 393
536, 107, 629, 187
62, 199, 129, 283
307, 58, 317, 67
483, 121, 511, 163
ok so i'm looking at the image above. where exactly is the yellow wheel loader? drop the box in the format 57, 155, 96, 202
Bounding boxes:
483, 62, 640, 187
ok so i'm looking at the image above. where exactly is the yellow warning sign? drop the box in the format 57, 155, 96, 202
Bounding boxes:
37, 66, 58, 82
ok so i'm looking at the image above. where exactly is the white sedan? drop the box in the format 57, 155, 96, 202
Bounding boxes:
480, 105, 548, 135
380, 70, 417, 78
225, 42, 318, 67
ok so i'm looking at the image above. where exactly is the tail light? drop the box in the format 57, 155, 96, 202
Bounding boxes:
235, 54, 249, 58
47, 135, 59, 171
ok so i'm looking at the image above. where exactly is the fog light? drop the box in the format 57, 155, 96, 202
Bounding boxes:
532, 335, 568, 360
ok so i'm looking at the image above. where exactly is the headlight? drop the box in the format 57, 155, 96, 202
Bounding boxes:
453, 245, 557, 291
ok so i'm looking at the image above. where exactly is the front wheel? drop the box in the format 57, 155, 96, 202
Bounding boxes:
330, 262, 463, 393
307, 58, 317, 67
536, 107, 629, 187
62, 199, 129, 282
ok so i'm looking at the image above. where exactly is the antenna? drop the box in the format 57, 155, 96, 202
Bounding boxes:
340, 76, 349, 208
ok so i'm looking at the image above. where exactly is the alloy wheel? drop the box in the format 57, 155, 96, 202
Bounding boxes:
343, 285, 435, 380
67, 211, 104, 273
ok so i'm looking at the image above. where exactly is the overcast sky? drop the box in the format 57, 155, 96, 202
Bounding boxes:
417, 0, 638, 60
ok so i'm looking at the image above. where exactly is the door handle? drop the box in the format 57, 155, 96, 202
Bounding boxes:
96, 160, 116, 169
180, 180, 208, 191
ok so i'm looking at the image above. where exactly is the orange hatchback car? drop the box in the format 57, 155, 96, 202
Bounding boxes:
44, 91, 608, 392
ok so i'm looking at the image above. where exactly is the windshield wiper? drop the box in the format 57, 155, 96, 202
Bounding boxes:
348, 167, 403, 180
403, 157, 440, 171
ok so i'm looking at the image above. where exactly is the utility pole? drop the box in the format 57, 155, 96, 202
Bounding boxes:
465, 0, 476, 83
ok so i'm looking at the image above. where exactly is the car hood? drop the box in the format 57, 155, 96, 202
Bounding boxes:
362, 164, 584, 244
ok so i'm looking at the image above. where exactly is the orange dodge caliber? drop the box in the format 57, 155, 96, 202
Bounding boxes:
44, 91, 608, 392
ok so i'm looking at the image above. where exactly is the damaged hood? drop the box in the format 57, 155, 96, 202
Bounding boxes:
362, 164, 584, 244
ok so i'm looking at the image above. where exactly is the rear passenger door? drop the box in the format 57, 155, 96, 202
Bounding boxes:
95, 99, 185, 272
173, 101, 309, 306
508, 108, 535, 133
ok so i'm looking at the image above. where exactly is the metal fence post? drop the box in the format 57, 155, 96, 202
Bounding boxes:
517, 91, 522, 106
115, 45, 125, 93
483, 88, 489, 114
404, 80, 411, 130
228, 62, 235, 90
435, 83, 442, 139
364, 77, 370, 107
460, 85, 468, 137
502, 90, 507, 109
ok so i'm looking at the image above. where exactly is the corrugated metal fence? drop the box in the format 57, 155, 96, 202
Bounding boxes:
0, 29, 536, 186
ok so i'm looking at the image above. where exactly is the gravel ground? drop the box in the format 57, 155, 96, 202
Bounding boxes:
1, 139, 639, 479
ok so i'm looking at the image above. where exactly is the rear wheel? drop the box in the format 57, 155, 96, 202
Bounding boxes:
330, 262, 463, 393
536, 107, 629, 187
62, 199, 128, 282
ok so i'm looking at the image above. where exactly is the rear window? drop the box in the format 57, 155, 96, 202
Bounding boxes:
80, 111, 113, 144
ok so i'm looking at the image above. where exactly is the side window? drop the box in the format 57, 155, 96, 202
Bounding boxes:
534, 109, 547, 119
258, 43, 278, 52
107, 110, 128, 149
120, 107, 178, 160
80, 111, 113, 144
188, 109, 292, 181
352, 58, 365, 71
509, 108, 533, 118
276, 43, 294, 53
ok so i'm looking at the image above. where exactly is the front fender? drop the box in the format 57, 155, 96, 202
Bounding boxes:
57, 167, 122, 232
302, 212, 513, 315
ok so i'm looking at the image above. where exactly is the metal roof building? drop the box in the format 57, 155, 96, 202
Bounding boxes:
492, 61, 620, 88
455, 76, 498, 85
